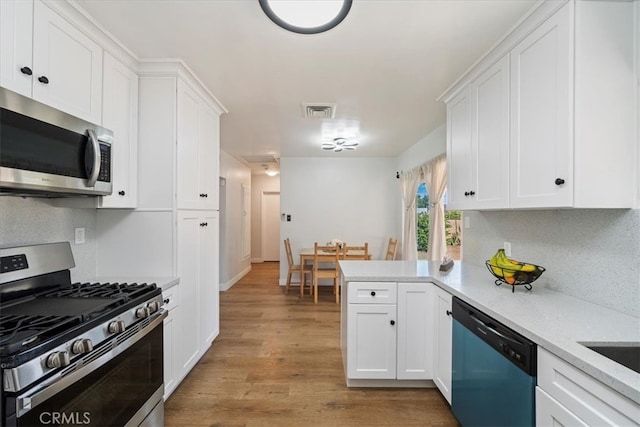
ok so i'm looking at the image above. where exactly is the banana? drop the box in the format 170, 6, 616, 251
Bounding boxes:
490, 249, 539, 274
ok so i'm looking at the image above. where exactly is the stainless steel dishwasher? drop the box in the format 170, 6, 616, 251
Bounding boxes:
451, 297, 536, 426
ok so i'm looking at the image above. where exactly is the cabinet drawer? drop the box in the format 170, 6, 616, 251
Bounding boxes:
162, 286, 179, 312
537, 347, 639, 426
347, 282, 396, 304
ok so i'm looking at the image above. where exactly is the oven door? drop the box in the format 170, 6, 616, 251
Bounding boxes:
4, 313, 165, 427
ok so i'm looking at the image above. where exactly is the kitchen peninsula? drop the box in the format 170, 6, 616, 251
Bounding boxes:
339, 260, 640, 424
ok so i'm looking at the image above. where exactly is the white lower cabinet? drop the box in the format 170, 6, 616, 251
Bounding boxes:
536, 347, 640, 426
343, 281, 434, 385
177, 210, 220, 376
432, 286, 452, 404
162, 285, 180, 399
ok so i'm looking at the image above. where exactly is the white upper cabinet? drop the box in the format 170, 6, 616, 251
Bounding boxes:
100, 52, 138, 208
509, 3, 572, 208
1, 0, 103, 124
447, 56, 510, 210
177, 80, 220, 210
0, 0, 33, 97
443, 0, 636, 210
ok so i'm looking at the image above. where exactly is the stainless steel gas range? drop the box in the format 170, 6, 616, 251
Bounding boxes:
0, 242, 166, 426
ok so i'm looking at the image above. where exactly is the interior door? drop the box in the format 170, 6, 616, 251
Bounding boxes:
262, 191, 280, 262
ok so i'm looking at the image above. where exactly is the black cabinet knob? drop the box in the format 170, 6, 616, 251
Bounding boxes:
390, 320, 395, 326
118, 190, 125, 196
371, 291, 376, 297
446, 310, 452, 317
555, 178, 565, 186
464, 191, 469, 196
20, 66, 32, 76
164, 298, 170, 304
469, 191, 475, 196
37, 76, 49, 84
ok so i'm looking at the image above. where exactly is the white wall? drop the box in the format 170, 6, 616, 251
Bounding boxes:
0, 198, 97, 281
396, 123, 446, 172
219, 151, 252, 290
279, 157, 400, 284
250, 173, 281, 262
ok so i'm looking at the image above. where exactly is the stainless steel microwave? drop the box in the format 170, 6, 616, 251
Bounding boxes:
0, 87, 113, 197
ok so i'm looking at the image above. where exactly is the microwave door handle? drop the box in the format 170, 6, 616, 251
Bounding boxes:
85, 129, 100, 187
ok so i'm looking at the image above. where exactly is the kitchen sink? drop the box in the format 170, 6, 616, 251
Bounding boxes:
581, 343, 640, 374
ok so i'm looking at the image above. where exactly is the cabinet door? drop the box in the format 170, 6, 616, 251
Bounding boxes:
433, 287, 452, 404
446, 87, 473, 210
510, 3, 572, 208
162, 286, 179, 399
199, 211, 219, 347
470, 55, 510, 209
536, 387, 588, 427
177, 211, 202, 376
0, 0, 33, 97
347, 304, 397, 379
177, 80, 202, 209
397, 283, 433, 380
198, 103, 220, 210
32, 1, 102, 124
100, 52, 138, 208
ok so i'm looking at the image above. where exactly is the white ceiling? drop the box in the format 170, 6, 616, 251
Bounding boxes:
75, 0, 537, 171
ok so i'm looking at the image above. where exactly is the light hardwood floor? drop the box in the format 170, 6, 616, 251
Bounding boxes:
165, 262, 458, 426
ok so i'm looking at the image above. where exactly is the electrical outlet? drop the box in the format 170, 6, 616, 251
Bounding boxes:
75, 228, 85, 245
503, 241, 512, 257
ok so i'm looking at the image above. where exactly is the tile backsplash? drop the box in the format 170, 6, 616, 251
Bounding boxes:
462, 209, 640, 317
0, 197, 97, 281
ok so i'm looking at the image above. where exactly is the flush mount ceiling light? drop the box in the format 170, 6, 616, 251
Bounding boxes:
322, 137, 359, 152
262, 164, 279, 176
259, 0, 353, 34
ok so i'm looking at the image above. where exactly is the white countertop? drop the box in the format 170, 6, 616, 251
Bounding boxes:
339, 260, 640, 404
87, 276, 180, 291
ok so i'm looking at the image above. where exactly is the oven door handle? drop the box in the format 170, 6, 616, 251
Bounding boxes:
15, 310, 166, 418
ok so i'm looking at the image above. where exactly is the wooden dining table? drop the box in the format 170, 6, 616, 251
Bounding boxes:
299, 248, 371, 267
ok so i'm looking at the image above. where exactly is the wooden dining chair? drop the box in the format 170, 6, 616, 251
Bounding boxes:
385, 238, 398, 260
284, 238, 312, 296
342, 242, 369, 260
312, 242, 340, 304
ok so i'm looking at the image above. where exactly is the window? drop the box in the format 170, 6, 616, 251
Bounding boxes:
416, 184, 462, 260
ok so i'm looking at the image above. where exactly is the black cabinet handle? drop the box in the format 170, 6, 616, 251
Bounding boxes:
390, 320, 395, 326
555, 178, 565, 186
446, 310, 452, 317
200, 222, 208, 227
464, 191, 469, 196
199, 193, 208, 198
20, 66, 32, 76
37, 76, 49, 84
164, 298, 170, 304
469, 191, 475, 196
370, 291, 376, 297
118, 190, 125, 196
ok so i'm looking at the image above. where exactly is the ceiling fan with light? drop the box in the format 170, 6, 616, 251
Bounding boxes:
322, 137, 359, 152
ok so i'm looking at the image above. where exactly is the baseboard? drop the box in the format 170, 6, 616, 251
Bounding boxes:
220, 265, 252, 291
251, 257, 263, 263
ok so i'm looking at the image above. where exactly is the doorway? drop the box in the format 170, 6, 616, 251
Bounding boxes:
261, 192, 280, 261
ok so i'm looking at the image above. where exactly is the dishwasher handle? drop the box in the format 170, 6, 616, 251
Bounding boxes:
470, 315, 523, 347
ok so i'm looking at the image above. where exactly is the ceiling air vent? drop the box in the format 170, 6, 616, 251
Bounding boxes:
302, 103, 336, 119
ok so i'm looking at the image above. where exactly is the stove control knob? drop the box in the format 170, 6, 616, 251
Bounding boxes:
46, 351, 70, 369
147, 301, 160, 313
72, 339, 93, 355
108, 320, 126, 334
136, 307, 150, 319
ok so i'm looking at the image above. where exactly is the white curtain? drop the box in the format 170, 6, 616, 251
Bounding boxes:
400, 167, 422, 261
422, 154, 447, 261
